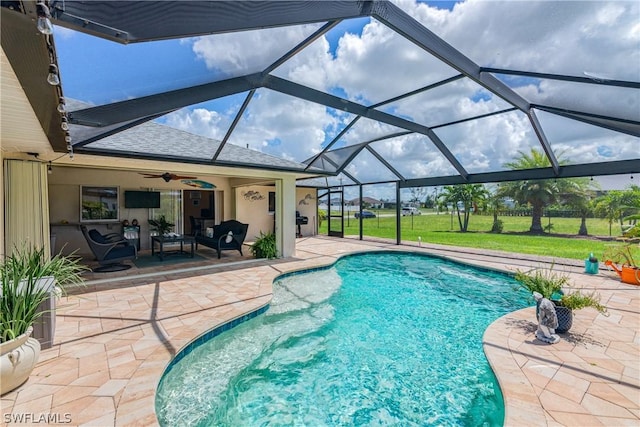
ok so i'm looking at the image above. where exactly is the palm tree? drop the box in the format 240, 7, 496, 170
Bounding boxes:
486, 190, 505, 233
439, 184, 488, 232
498, 149, 591, 234
562, 185, 596, 236
594, 186, 640, 236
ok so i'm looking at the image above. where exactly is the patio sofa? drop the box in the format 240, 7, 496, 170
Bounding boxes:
195, 220, 249, 259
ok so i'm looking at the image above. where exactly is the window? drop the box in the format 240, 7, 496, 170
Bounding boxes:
268, 191, 276, 213
80, 186, 119, 222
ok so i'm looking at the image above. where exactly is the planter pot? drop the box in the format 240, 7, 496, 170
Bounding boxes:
0, 327, 41, 395
32, 290, 57, 350
536, 300, 573, 333
605, 261, 640, 286
0, 276, 57, 349
553, 303, 573, 333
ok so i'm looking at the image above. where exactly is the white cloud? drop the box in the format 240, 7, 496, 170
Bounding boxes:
434, 110, 539, 173
369, 134, 459, 178
325, 19, 458, 104
191, 24, 322, 76
226, 90, 338, 162
164, 108, 230, 141
397, 0, 639, 81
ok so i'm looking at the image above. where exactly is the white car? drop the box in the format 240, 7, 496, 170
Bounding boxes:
401, 207, 421, 216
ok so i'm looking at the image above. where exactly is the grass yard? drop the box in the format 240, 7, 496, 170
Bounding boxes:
318, 210, 624, 260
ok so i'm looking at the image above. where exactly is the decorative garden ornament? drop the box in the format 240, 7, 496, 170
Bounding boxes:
533, 292, 560, 344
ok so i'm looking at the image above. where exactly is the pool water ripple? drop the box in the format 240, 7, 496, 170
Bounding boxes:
156, 252, 529, 426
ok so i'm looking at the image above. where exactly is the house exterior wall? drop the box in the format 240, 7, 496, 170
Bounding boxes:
46, 166, 307, 258
295, 187, 318, 237
235, 185, 318, 242
47, 166, 233, 256
235, 185, 276, 241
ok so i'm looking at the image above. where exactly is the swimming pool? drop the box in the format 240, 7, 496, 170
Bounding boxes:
156, 251, 529, 426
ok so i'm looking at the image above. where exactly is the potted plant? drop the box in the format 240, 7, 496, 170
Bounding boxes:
604, 243, 639, 285
149, 215, 175, 236
249, 231, 277, 259
514, 266, 607, 333
1, 246, 87, 395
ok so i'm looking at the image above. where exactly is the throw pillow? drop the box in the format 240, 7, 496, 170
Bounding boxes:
225, 231, 233, 243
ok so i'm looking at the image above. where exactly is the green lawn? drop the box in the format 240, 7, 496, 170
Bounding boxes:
319, 210, 623, 260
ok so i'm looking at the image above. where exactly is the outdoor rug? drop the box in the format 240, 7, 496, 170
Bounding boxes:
133, 253, 206, 269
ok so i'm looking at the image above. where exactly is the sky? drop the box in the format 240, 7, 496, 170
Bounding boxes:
54, 0, 639, 199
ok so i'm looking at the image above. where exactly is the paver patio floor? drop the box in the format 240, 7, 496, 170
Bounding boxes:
1, 237, 638, 426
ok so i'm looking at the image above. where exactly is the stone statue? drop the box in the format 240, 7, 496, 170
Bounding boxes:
533, 291, 560, 344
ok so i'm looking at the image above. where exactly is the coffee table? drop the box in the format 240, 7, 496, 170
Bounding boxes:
151, 235, 195, 261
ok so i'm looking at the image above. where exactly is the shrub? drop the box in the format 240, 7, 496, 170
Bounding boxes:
250, 232, 277, 259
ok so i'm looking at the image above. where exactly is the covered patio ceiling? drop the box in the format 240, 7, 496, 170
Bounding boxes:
3, 0, 639, 187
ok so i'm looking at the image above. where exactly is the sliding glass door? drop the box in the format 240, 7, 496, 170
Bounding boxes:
150, 189, 183, 235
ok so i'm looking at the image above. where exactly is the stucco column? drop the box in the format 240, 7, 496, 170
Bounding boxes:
275, 176, 296, 257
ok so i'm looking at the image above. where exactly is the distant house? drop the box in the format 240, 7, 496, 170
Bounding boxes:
348, 197, 384, 209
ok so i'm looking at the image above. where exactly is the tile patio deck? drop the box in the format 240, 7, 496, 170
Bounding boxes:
1, 237, 638, 426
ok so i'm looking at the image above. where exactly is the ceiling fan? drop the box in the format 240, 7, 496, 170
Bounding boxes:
139, 172, 197, 182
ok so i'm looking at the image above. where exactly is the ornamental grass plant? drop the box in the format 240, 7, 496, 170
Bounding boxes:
514, 265, 607, 314
0, 246, 88, 342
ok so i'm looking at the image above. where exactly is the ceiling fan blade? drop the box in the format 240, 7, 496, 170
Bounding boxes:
172, 175, 198, 180
138, 172, 198, 182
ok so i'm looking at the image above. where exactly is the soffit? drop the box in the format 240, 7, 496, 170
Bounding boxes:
0, 6, 67, 152
0, 48, 52, 155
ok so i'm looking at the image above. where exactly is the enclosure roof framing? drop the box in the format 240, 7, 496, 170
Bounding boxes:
2, 0, 638, 184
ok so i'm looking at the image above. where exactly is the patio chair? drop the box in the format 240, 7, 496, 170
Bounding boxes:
189, 215, 203, 236
81, 225, 137, 272
195, 220, 248, 258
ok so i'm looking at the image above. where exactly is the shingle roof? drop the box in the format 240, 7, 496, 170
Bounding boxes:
68, 100, 309, 171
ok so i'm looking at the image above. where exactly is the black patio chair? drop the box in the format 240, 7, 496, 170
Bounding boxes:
81, 225, 137, 272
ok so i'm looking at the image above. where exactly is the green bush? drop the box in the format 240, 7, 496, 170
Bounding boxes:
318, 210, 327, 227
250, 232, 277, 259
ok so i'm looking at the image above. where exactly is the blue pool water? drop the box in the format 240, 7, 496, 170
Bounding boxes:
156, 252, 529, 426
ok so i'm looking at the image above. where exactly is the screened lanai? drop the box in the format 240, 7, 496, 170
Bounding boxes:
3, 0, 639, 190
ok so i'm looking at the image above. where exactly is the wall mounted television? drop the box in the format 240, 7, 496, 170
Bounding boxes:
124, 190, 161, 209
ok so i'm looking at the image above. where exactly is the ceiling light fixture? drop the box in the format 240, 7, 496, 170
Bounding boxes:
60, 116, 69, 131
47, 162, 53, 174
47, 64, 60, 85
36, 2, 54, 35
